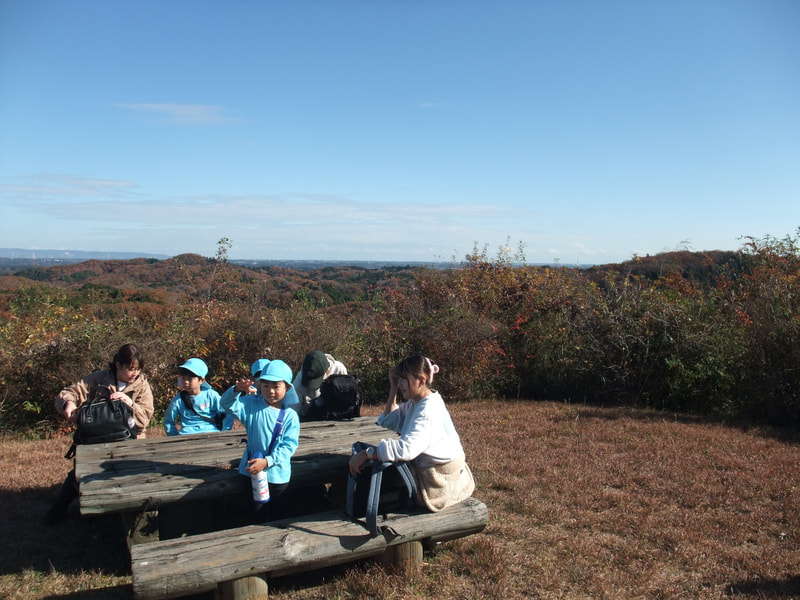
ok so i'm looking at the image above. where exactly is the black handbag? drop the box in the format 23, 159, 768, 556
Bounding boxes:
65, 385, 136, 458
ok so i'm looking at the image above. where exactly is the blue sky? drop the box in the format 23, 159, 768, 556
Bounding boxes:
1, 1, 798, 265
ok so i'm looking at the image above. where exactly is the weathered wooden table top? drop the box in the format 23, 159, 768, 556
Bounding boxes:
75, 416, 393, 515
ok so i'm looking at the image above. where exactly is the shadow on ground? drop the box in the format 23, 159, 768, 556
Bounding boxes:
1, 479, 348, 599
727, 576, 800, 599
554, 402, 800, 444
0, 484, 130, 578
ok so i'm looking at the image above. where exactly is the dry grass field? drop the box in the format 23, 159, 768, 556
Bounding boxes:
1, 400, 798, 600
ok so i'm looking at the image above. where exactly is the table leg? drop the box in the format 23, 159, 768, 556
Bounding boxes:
121, 509, 160, 549
216, 574, 269, 600
381, 540, 423, 572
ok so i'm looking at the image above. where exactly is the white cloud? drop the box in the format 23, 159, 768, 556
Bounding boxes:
0, 172, 559, 262
0, 172, 139, 200
113, 103, 235, 125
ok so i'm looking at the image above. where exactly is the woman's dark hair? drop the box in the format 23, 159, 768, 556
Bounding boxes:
110, 343, 144, 375
396, 354, 439, 387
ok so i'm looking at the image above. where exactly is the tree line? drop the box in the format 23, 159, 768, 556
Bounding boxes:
1, 231, 798, 434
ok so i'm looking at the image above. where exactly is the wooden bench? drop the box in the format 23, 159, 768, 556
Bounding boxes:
131, 498, 489, 600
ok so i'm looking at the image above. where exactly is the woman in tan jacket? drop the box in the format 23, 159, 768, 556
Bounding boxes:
45, 343, 154, 525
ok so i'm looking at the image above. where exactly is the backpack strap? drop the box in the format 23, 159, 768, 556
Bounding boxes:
344, 441, 365, 519
395, 461, 418, 502
345, 441, 418, 537
180, 390, 226, 430
365, 461, 389, 536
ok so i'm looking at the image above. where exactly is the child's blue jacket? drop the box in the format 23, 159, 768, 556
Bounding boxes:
220, 387, 300, 484
163, 383, 234, 436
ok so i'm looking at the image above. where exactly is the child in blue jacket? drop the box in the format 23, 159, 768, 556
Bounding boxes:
164, 358, 234, 436
221, 359, 300, 520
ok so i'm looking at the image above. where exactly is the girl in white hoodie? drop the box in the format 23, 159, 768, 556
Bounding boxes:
348, 354, 475, 511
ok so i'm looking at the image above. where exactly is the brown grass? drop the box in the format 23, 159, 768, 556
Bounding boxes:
1, 401, 799, 599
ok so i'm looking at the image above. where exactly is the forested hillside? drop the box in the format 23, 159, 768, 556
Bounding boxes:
0, 253, 420, 317
0, 249, 738, 313
0, 233, 797, 434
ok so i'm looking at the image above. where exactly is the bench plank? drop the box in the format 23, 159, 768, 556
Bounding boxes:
76, 417, 393, 515
132, 498, 488, 600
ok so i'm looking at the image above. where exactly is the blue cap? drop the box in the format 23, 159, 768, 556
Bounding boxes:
258, 359, 293, 384
251, 358, 271, 378
179, 358, 208, 379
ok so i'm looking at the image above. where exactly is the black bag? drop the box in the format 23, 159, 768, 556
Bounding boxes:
65, 385, 136, 458
345, 441, 418, 536
319, 374, 361, 420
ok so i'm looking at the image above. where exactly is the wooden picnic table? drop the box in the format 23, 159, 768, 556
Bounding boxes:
76, 416, 392, 515
75, 417, 393, 537
74, 416, 489, 600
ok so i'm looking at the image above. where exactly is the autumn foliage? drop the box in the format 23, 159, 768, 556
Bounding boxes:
1, 230, 799, 434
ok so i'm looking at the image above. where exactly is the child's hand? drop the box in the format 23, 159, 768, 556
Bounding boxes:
246, 457, 267, 474
235, 378, 256, 394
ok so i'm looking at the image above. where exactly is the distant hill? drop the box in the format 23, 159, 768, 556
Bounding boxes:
0, 248, 582, 271
0, 253, 426, 310
230, 259, 435, 270
0, 248, 170, 263
0, 248, 442, 271
0, 249, 740, 299
582, 250, 741, 283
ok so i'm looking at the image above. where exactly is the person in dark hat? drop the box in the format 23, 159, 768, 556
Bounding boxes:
291, 350, 347, 420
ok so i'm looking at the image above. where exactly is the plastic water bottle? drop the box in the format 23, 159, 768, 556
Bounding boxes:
250, 451, 270, 503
